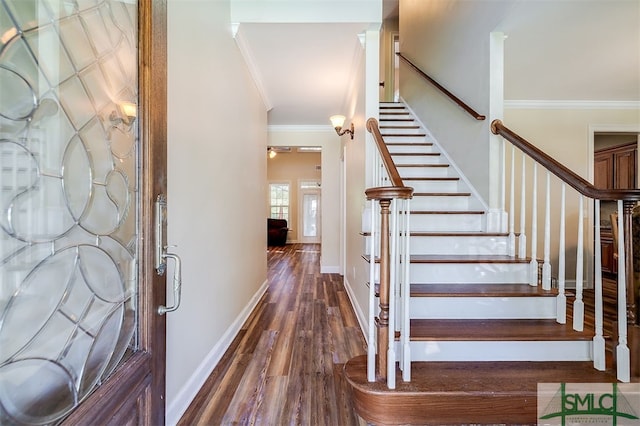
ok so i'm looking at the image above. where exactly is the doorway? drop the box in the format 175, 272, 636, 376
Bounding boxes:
0, 1, 168, 424
591, 128, 640, 292
299, 183, 321, 244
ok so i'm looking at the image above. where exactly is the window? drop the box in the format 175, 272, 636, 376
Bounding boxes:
269, 183, 289, 221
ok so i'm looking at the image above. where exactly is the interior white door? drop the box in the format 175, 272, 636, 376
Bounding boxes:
300, 190, 321, 244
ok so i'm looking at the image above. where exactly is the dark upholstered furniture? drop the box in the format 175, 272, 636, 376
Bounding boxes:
267, 218, 288, 246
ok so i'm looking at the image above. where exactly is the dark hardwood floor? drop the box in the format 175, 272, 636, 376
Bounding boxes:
178, 244, 368, 425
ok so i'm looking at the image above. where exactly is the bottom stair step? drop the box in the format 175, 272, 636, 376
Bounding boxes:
344, 355, 624, 425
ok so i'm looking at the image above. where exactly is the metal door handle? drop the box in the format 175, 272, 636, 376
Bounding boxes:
158, 252, 182, 315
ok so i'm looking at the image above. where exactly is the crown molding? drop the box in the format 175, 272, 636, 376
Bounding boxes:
232, 23, 273, 111
268, 124, 334, 133
504, 100, 640, 110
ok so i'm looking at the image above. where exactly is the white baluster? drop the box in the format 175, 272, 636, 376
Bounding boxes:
573, 195, 584, 332
616, 200, 630, 382
367, 199, 376, 382
529, 163, 538, 286
388, 199, 398, 389
500, 138, 507, 233
519, 152, 527, 259
402, 199, 411, 382
593, 200, 605, 370
508, 146, 515, 256
542, 171, 551, 290
556, 184, 567, 324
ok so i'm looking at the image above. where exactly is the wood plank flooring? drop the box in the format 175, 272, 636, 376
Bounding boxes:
178, 244, 368, 425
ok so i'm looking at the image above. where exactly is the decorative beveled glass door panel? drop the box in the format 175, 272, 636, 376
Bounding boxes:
0, 1, 139, 424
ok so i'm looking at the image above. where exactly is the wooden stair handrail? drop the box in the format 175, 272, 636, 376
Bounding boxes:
365, 118, 413, 384
367, 118, 411, 190
396, 53, 486, 121
493, 118, 638, 329
491, 119, 640, 201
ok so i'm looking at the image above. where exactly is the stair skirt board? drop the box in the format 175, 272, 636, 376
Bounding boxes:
409, 296, 557, 319
403, 340, 593, 362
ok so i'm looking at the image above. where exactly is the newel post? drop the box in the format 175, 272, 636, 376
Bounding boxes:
623, 201, 637, 325
366, 186, 413, 383
376, 198, 392, 381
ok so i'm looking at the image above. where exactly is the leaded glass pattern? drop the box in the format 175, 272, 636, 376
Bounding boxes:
0, 1, 138, 424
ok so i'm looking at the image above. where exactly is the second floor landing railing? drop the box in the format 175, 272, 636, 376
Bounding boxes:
365, 118, 413, 388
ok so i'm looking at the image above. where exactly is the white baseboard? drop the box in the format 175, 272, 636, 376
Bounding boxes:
165, 279, 269, 426
321, 265, 340, 273
342, 276, 369, 344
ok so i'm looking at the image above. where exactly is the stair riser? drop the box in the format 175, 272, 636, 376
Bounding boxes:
409, 214, 484, 232
369, 262, 529, 284
386, 145, 435, 154
392, 155, 443, 165
410, 196, 470, 210
364, 235, 508, 255
398, 166, 451, 178
379, 120, 418, 128
402, 180, 460, 192
381, 128, 424, 135
410, 297, 557, 319
411, 235, 508, 255
404, 340, 592, 362
383, 136, 430, 144
407, 262, 530, 284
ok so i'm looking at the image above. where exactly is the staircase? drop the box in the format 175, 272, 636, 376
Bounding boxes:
345, 102, 620, 425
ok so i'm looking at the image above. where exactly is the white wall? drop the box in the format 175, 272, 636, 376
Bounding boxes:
399, 0, 513, 203
166, 1, 268, 423
267, 128, 341, 272
504, 106, 640, 285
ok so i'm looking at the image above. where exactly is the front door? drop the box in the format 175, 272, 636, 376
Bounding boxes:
0, 1, 167, 424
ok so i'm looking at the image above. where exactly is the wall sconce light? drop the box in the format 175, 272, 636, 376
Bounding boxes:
329, 115, 354, 140
109, 101, 137, 129
268, 147, 277, 159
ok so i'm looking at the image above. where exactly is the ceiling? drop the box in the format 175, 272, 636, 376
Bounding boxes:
235, 0, 638, 127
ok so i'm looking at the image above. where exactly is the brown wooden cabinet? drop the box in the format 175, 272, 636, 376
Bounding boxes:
594, 143, 637, 190
596, 142, 637, 279
600, 227, 617, 274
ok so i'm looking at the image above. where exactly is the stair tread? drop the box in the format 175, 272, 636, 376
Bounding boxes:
398, 164, 449, 167
391, 152, 440, 156
410, 231, 507, 236
346, 355, 618, 394
403, 176, 458, 181
410, 210, 485, 215
361, 231, 507, 237
385, 142, 433, 146
410, 319, 593, 341
411, 283, 558, 297
381, 133, 427, 137
345, 355, 623, 425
